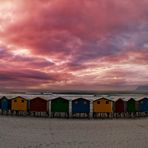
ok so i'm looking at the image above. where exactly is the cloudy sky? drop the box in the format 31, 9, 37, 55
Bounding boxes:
0, 0, 148, 92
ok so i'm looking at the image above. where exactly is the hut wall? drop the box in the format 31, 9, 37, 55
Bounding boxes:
0, 99, 9, 111
139, 98, 148, 112
72, 98, 90, 113
93, 98, 113, 113
115, 99, 124, 113
127, 99, 136, 112
30, 98, 48, 112
11, 97, 28, 111
51, 98, 69, 112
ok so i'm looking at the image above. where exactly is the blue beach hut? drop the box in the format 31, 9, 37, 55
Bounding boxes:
72, 98, 90, 117
138, 98, 148, 112
0, 96, 10, 112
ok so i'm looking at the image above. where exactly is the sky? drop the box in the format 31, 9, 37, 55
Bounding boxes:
0, 0, 148, 92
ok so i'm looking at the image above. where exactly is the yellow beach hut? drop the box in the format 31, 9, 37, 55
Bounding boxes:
11, 96, 28, 112
93, 97, 113, 118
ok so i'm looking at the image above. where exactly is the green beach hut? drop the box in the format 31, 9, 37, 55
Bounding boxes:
127, 98, 136, 113
51, 97, 69, 117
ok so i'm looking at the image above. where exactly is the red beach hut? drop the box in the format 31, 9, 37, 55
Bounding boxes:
115, 99, 125, 113
30, 97, 48, 115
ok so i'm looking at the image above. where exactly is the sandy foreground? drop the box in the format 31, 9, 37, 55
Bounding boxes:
0, 116, 148, 148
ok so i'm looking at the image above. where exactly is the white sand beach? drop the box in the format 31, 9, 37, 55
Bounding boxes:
0, 116, 148, 148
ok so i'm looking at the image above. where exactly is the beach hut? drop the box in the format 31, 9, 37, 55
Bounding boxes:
115, 99, 125, 113
0, 96, 11, 114
11, 96, 28, 114
93, 97, 113, 113
93, 97, 113, 118
126, 98, 136, 113
72, 98, 90, 117
138, 98, 148, 112
29, 97, 48, 116
113, 98, 126, 118
51, 97, 69, 117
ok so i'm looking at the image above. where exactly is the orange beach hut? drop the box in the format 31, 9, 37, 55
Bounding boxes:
11, 96, 28, 111
93, 97, 113, 113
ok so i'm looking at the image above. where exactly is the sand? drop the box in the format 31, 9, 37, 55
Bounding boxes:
0, 116, 148, 148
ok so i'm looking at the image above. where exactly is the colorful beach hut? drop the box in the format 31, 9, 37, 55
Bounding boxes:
0, 96, 10, 113
51, 97, 69, 117
72, 98, 90, 117
93, 97, 113, 118
93, 97, 113, 113
115, 99, 125, 113
138, 98, 148, 112
30, 97, 48, 113
126, 98, 136, 113
11, 96, 28, 112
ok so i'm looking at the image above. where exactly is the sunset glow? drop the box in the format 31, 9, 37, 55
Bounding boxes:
12, 49, 31, 56
0, 0, 148, 92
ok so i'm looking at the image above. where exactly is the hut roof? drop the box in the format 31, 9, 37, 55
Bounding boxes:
113, 98, 125, 102
0, 94, 50, 101
93, 97, 114, 102
30, 97, 48, 102
124, 97, 137, 102
72, 97, 90, 102
51, 97, 69, 101
11, 96, 28, 101
0, 96, 9, 100
49, 94, 94, 101
136, 97, 148, 102
0, 93, 146, 102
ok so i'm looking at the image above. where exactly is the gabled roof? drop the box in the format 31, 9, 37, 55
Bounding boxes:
126, 98, 136, 102
72, 97, 90, 102
93, 97, 114, 102
114, 98, 125, 102
11, 96, 28, 101
137, 97, 148, 102
0, 94, 51, 100
51, 97, 69, 101
49, 94, 94, 101
0, 96, 9, 100
30, 97, 48, 102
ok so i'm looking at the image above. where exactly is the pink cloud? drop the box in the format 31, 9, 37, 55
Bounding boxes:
0, 0, 148, 91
